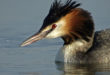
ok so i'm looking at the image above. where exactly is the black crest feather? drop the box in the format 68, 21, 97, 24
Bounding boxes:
50, 0, 80, 17
41, 0, 80, 29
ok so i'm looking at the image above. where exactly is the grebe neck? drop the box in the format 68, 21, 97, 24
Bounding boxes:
55, 36, 94, 63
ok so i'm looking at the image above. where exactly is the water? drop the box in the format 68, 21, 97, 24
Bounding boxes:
0, 0, 110, 75
0, 35, 110, 75
0, 36, 61, 75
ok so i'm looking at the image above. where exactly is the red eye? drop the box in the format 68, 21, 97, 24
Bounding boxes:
52, 24, 57, 29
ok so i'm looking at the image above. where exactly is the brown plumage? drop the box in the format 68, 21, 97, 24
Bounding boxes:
61, 8, 94, 44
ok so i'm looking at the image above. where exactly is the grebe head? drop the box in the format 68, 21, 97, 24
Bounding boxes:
21, 0, 94, 47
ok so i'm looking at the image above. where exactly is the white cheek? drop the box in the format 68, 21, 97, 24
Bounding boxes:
46, 20, 66, 38
46, 29, 63, 38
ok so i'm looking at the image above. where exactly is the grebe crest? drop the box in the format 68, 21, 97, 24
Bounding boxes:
21, 0, 94, 63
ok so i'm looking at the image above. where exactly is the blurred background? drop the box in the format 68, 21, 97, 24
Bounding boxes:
0, 0, 110, 38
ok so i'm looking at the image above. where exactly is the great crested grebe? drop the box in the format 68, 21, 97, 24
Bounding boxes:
21, 0, 110, 63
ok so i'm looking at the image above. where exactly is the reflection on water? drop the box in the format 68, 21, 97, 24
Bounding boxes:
56, 63, 110, 75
